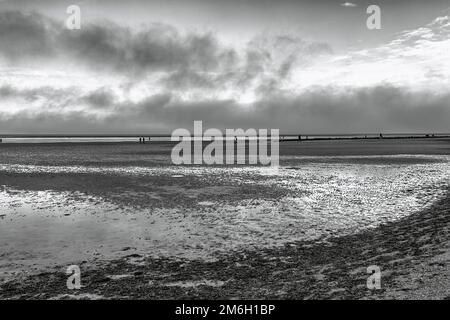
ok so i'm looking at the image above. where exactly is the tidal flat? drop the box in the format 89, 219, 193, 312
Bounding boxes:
0, 139, 449, 299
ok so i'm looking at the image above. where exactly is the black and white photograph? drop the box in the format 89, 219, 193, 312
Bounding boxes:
0, 0, 449, 307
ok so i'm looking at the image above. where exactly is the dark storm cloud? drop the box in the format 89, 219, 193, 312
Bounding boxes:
0, 11, 237, 75
0, 11, 56, 61
0, 10, 331, 87
124, 86, 450, 133
2, 85, 449, 134
161, 33, 332, 91
59, 23, 235, 75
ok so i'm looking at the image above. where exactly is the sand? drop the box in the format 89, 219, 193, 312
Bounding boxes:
1, 190, 448, 299
0, 139, 449, 299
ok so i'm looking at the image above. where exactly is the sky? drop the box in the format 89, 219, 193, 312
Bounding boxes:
0, 0, 449, 134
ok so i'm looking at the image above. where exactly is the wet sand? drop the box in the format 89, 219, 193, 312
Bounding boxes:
1, 188, 448, 300
0, 139, 449, 299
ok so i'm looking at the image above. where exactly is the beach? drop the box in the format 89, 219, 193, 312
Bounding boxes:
0, 138, 449, 299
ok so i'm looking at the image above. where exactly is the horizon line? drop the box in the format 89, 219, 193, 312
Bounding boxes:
1, 133, 450, 138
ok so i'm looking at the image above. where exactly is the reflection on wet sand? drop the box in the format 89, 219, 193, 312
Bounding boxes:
1, 140, 449, 299
1, 154, 449, 281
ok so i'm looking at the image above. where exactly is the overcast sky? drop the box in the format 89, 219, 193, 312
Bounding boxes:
0, 0, 449, 134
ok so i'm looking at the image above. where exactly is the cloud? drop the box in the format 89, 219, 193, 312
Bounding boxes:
1, 85, 450, 134
0, 10, 331, 98
81, 88, 117, 110
0, 84, 79, 109
0, 11, 56, 62
0, 11, 238, 75
340, 2, 357, 8
1, 11, 450, 134
290, 15, 450, 92
0, 10, 330, 78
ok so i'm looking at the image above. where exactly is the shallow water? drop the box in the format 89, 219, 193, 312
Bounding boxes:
1, 153, 449, 279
